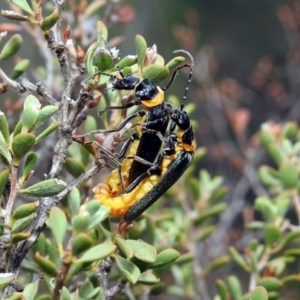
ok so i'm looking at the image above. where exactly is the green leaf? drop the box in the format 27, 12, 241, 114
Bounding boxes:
279, 163, 299, 189
84, 0, 106, 18
0, 111, 10, 143
11, 214, 34, 234
1, 10, 30, 22
66, 262, 93, 280
227, 275, 242, 300
71, 233, 93, 256
174, 252, 194, 265
228, 246, 250, 272
254, 197, 276, 223
69, 188, 81, 216
45, 238, 60, 267
60, 286, 72, 300
259, 125, 276, 147
96, 21, 108, 45
257, 277, 283, 291
12, 120, 23, 138
35, 121, 60, 143
258, 166, 279, 187
35, 252, 58, 277
85, 115, 97, 134
76, 241, 117, 263
203, 256, 231, 275
126, 239, 157, 263
208, 186, 228, 204
266, 144, 284, 166
273, 231, 300, 252
92, 50, 114, 71
11, 231, 31, 243
22, 152, 37, 179
23, 282, 38, 300
138, 272, 160, 285
40, 11, 59, 31
12, 132, 36, 161
0, 34, 23, 60
0, 131, 12, 165
115, 254, 141, 284
264, 224, 281, 246
10, 59, 30, 79
117, 55, 137, 70
194, 203, 227, 225
195, 225, 215, 243
114, 237, 134, 259
65, 157, 86, 178
0, 273, 15, 287
19, 178, 67, 196
86, 287, 101, 299
135, 35, 147, 69
0, 168, 9, 197
12, 202, 38, 221
32, 233, 46, 256
48, 207, 67, 250
151, 248, 180, 268
85, 200, 101, 215
280, 122, 298, 139
216, 279, 229, 300
78, 281, 93, 298
10, 0, 33, 14
251, 286, 269, 300
72, 214, 90, 233
22, 95, 41, 132
165, 56, 185, 69
36, 105, 58, 127
36, 294, 52, 300
142, 65, 169, 83
87, 206, 110, 229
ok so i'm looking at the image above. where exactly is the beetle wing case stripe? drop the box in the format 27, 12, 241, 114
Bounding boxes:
123, 150, 194, 222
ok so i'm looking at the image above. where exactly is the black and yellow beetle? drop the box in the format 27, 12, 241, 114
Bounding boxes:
82, 50, 193, 196
93, 50, 196, 220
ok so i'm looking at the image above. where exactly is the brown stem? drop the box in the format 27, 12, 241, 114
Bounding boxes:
53, 240, 72, 300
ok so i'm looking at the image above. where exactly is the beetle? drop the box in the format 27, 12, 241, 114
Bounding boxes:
93, 51, 196, 220
81, 50, 193, 195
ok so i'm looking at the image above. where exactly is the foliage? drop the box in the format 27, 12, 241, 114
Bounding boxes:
0, 1, 226, 299
1, 0, 300, 300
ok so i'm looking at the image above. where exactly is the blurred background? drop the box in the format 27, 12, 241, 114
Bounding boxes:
1, 0, 300, 298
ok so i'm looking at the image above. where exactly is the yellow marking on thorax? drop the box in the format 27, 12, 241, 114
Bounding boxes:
141, 87, 164, 108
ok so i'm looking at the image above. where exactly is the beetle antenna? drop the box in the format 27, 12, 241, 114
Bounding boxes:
163, 63, 191, 91
173, 50, 194, 111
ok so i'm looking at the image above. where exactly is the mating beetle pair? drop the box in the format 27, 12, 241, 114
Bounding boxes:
89, 50, 196, 222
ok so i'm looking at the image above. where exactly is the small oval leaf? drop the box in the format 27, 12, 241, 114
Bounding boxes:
151, 248, 180, 269
10, 59, 30, 79
12, 133, 36, 161
76, 241, 117, 263
138, 272, 160, 285
36, 105, 58, 127
35, 252, 58, 277
19, 178, 67, 197
71, 233, 93, 256
48, 206, 67, 249
135, 34, 147, 69
0, 34, 23, 60
115, 255, 140, 284
22, 95, 41, 131
0, 273, 15, 287
143, 65, 169, 83
126, 239, 157, 263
